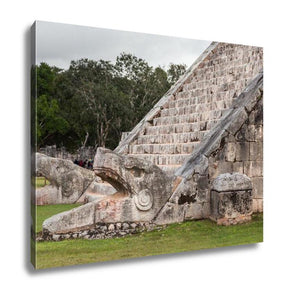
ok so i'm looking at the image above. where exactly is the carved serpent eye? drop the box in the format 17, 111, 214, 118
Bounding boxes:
130, 167, 143, 178
133, 189, 153, 211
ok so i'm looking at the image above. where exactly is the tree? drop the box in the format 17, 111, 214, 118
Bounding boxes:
35, 57, 188, 152
36, 63, 68, 148
167, 63, 187, 85
36, 62, 61, 97
36, 95, 69, 147
114, 53, 170, 127
52, 58, 131, 150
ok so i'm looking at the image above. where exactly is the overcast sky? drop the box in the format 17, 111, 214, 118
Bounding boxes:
35, 21, 211, 70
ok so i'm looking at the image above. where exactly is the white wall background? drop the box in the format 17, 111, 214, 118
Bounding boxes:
0, 1, 282, 299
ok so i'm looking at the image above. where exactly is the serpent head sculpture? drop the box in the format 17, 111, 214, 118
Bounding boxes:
93, 147, 173, 223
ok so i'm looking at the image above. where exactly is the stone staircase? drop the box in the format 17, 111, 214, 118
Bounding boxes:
122, 42, 263, 176
128, 106, 227, 175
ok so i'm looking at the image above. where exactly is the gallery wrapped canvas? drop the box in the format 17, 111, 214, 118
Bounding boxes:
31, 21, 263, 269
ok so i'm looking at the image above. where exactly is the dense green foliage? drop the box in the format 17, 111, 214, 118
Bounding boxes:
35, 56, 187, 151
35, 204, 263, 269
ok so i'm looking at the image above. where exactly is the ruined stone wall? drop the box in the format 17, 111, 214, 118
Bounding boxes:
39, 145, 96, 161
39, 221, 163, 242
208, 96, 263, 212
124, 42, 263, 176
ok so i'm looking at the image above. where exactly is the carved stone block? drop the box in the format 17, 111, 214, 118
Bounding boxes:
210, 173, 253, 225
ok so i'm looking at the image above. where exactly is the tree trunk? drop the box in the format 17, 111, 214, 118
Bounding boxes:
82, 131, 89, 147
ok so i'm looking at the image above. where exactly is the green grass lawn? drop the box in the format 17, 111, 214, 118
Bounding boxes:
33, 177, 50, 188
35, 204, 263, 269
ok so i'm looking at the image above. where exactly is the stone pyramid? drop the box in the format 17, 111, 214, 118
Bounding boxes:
117, 42, 262, 176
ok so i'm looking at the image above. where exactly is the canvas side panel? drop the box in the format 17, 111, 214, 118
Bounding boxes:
30, 21, 37, 269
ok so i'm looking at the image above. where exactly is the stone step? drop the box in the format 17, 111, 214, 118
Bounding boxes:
152, 109, 229, 126
174, 89, 235, 102
168, 98, 199, 108
128, 153, 191, 165
160, 105, 229, 118
166, 98, 232, 111
145, 121, 218, 135
159, 104, 206, 117
135, 131, 208, 145
153, 114, 198, 126
130, 142, 198, 155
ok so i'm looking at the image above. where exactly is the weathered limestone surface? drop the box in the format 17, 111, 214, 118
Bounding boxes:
36, 153, 96, 204
212, 173, 252, 192
43, 202, 96, 234
76, 180, 116, 204
36, 185, 62, 206
93, 147, 173, 223
210, 190, 253, 225
154, 203, 188, 225
210, 173, 253, 225
36, 153, 116, 205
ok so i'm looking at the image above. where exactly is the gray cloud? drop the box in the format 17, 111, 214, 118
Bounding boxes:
36, 21, 211, 70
